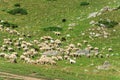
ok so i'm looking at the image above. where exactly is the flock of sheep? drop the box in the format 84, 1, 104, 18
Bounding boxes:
1, 5, 119, 66
0, 22, 114, 66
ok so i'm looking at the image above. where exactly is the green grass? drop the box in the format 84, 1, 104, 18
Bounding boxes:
0, 0, 120, 80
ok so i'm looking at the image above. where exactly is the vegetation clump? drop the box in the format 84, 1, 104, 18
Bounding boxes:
96, 19, 118, 28
7, 8, 28, 15
43, 26, 63, 31
14, 3, 21, 7
0, 21, 18, 28
80, 2, 89, 6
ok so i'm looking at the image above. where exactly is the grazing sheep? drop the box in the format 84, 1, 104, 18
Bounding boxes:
86, 54, 91, 58
64, 55, 69, 60
27, 34, 31, 38
20, 55, 26, 60
49, 60, 56, 65
108, 48, 113, 52
9, 54, 17, 63
77, 43, 82, 47
94, 47, 99, 51
57, 56, 63, 60
1, 47, 7, 51
23, 47, 29, 52
68, 27, 73, 30
33, 40, 39, 44
69, 59, 76, 64
0, 53, 6, 57
52, 56, 58, 61
54, 31, 61, 36
106, 54, 110, 58
83, 40, 88, 44
99, 54, 104, 58
8, 47, 14, 52
18, 37, 24, 41
14, 42, 21, 46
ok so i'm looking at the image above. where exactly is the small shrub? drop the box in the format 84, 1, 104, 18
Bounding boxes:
62, 18, 67, 22
117, 6, 120, 9
7, 8, 28, 15
0, 21, 18, 28
96, 19, 118, 28
80, 2, 89, 6
43, 26, 63, 31
14, 3, 21, 7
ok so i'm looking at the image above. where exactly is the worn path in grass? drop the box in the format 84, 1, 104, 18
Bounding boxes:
0, 71, 44, 80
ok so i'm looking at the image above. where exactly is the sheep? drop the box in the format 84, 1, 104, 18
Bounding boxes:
17, 46, 21, 50
9, 54, 17, 63
23, 52, 29, 57
108, 48, 113, 52
49, 60, 56, 65
68, 27, 73, 30
94, 47, 99, 51
69, 44, 75, 48
27, 34, 31, 38
20, 55, 26, 60
12, 52, 18, 56
9, 54, 17, 59
4, 39, 12, 45
4, 54, 10, 59
57, 56, 63, 60
99, 54, 104, 58
52, 56, 58, 61
54, 39, 61, 45
14, 42, 21, 46
106, 54, 110, 58
41, 36, 52, 41
24, 57, 31, 63
77, 43, 82, 47
83, 40, 88, 44
86, 54, 91, 58
0, 52, 6, 57
66, 34, 71, 37
33, 40, 39, 44
5, 28, 10, 32
18, 37, 24, 41
8, 47, 14, 52
23, 47, 29, 52
64, 55, 69, 60
54, 31, 61, 36
21, 44, 27, 48
0, 47, 7, 51
69, 59, 76, 64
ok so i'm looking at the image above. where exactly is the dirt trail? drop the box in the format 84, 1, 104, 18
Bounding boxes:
0, 72, 44, 80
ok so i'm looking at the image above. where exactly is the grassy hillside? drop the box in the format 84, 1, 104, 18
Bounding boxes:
0, 0, 120, 80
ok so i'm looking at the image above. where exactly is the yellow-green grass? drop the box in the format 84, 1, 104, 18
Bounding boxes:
0, 0, 120, 80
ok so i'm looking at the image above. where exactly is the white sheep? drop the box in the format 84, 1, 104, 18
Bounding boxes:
108, 48, 113, 52
69, 59, 76, 64
52, 56, 58, 61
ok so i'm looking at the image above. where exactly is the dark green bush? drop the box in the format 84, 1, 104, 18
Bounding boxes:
97, 19, 118, 28
14, 3, 21, 7
117, 6, 120, 9
7, 8, 28, 15
80, 2, 89, 6
0, 21, 18, 28
43, 26, 63, 31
